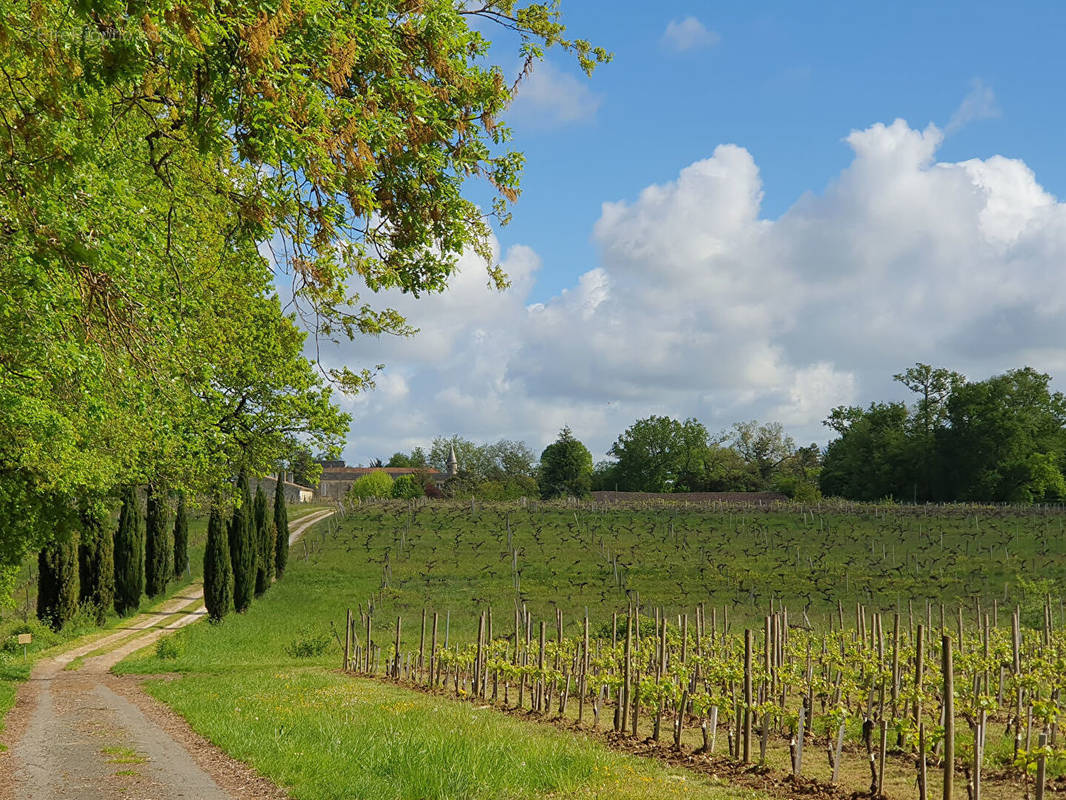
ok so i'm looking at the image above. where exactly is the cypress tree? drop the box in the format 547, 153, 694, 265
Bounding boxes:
229, 472, 256, 612
273, 473, 289, 579
77, 507, 114, 625
203, 503, 231, 621
173, 492, 189, 579
37, 532, 79, 631
145, 484, 172, 598
253, 485, 271, 595
113, 487, 144, 614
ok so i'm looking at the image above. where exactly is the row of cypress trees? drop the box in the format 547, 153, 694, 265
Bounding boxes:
37, 488, 191, 631
203, 473, 290, 621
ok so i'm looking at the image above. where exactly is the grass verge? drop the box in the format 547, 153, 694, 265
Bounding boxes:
140, 668, 760, 800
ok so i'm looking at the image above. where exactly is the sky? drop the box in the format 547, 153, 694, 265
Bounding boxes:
308, 1, 1066, 466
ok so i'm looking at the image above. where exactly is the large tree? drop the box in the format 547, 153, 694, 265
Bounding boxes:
820, 403, 915, 501
607, 416, 711, 492
936, 368, 1066, 502
203, 504, 232, 622
0, 1, 604, 601
253, 485, 272, 596
229, 473, 257, 613
37, 529, 79, 631
273, 475, 290, 580
113, 488, 144, 615
173, 493, 189, 580
144, 485, 172, 598
78, 506, 115, 625
893, 363, 965, 500
539, 427, 593, 498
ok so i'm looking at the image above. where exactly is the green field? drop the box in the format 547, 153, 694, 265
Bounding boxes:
115, 500, 1066, 799
281, 499, 1065, 641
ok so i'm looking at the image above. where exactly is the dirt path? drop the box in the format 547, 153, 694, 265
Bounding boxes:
0, 508, 335, 800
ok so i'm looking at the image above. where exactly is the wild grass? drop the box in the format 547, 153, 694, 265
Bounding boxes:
140, 668, 758, 800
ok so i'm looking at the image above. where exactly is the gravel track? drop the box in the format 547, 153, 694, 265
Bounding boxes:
0, 508, 335, 800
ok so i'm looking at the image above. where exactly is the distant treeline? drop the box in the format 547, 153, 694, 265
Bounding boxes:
372, 364, 1066, 506
821, 364, 1066, 503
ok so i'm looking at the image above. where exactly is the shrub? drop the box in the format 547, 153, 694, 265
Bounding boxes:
391, 474, 423, 499
347, 471, 394, 500
156, 635, 184, 659
285, 627, 332, 658
477, 476, 539, 501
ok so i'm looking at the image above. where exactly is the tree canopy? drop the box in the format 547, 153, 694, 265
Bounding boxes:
539, 427, 593, 498
0, 1, 603, 599
821, 365, 1066, 503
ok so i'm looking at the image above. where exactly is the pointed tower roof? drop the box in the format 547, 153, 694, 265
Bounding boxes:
447, 445, 458, 476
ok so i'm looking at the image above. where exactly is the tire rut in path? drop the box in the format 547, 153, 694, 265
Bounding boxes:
0, 508, 335, 800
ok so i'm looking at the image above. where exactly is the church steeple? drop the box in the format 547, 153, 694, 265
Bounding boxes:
447, 445, 458, 476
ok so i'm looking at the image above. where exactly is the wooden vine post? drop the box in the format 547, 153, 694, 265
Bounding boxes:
743, 628, 753, 764
344, 607, 352, 672
942, 634, 954, 800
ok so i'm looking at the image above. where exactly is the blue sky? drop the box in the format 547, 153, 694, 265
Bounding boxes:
500, 1, 1064, 302
315, 2, 1066, 465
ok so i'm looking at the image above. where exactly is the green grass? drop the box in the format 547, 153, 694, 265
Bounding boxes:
138, 668, 758, 800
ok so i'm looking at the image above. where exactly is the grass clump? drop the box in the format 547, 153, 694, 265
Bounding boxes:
283, 627, 331, 659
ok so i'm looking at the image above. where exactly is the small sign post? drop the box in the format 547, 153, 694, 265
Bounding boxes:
17, 633, 31, 660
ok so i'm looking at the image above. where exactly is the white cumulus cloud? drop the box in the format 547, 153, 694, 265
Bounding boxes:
507, 59, 602, 129
662, 17, 720, 52
946, 79, 1001, 135
314, 119, 1066, 464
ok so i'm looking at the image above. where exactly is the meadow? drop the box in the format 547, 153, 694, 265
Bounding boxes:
117, 499, 1066, 800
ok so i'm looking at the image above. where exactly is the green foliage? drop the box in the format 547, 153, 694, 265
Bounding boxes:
539, 426, 593, 498
429, 437, 537, 484
347, 471, 395, 500
144, 485, 172, 598
477, 476, 539, 501
391, 475, 424, 500
37, 530, 79, 631
113, 488, 144, 615
822, 365, 1066, 503
608, 416, 713, 492
203, 505, 232, 622
173, 493, 189, 580
284, 628, 333, 659
229, 473, 257, 613
274, 475, 290, 580
772, 475, 822, 503
78, 506, 114, 625
155, 635, 184, 660
253, 485, 271, 596
820, 402, 914, 501
290, 449, 322, 489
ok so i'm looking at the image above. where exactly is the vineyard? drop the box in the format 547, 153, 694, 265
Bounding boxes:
316, 499, 1066, 799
